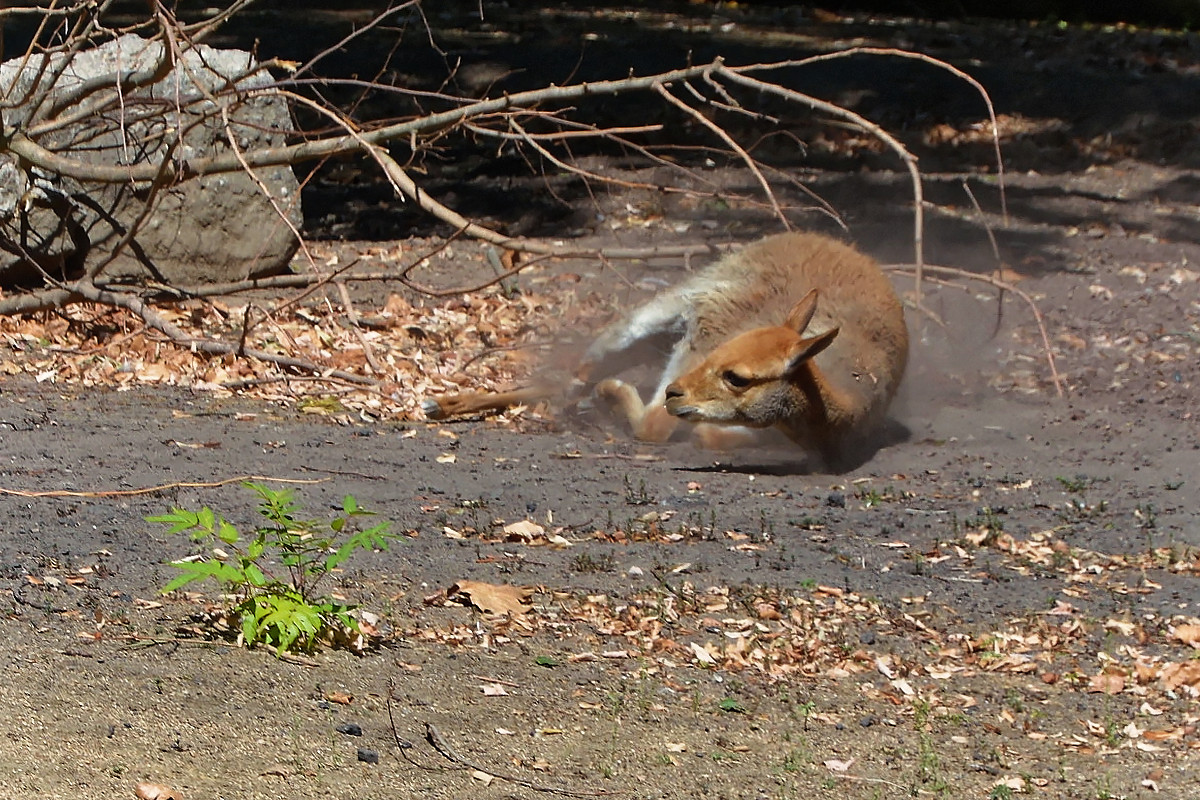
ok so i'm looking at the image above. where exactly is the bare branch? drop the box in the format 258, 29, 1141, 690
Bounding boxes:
72, 282, 378, 386
654, 78, 788, 229
713, 64, 928, 300
886, 262, 1065, 398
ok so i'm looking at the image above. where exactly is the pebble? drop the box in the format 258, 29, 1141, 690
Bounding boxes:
336, 722, 363, 737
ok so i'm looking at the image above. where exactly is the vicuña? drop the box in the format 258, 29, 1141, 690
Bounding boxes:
423, 232, 908, 471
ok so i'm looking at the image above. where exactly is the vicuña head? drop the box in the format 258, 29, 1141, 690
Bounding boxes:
664, 289, 839, 429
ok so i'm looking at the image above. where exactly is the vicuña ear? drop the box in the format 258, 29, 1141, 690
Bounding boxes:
784, 289, 819, 333
785, 327, 839, 374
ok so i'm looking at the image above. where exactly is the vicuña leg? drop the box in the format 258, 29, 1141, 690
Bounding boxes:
594, 379, 680, 442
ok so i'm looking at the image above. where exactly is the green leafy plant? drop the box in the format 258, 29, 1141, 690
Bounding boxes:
718, 697, 747, 713
148, 482, 393, 654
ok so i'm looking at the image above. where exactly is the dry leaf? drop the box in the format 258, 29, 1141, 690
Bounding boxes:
135, 783, 181, 800
1172, 624, 1200, 648
689, 642, 717, 665
449, 580, 532, 615
1088, 670, 1126, 695
1160, 661, 1200, 691
995, 776, 1027, 791
503, 519, 545, 539
324, 691, 353, 705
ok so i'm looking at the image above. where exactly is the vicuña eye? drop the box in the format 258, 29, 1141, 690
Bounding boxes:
722, 369, 751, 388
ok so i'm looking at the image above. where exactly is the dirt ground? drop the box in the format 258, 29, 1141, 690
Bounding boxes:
2, 5, 1200, 800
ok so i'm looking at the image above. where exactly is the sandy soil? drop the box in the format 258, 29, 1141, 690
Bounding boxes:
1, 5, 1199, 800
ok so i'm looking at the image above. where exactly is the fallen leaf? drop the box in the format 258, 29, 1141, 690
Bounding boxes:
135, 783, 181, 800
1088, 669, 1126, 695
1105, 618, 1136, 636
689, 641, 717, 665
324, 691, 353, 705
1173, 624, 1200, 648
824, 757, 855, 773
449, 580, 532, 616
503, 519, 545, 539
1160, 661, 1200, 691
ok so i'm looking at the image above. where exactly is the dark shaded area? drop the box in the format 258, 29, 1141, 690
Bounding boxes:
215, 2, 1200, 242
4, 3, 1199, 250
815, 0, 1200, 27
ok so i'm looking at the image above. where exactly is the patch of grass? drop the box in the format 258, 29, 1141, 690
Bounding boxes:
917, 734, 950, 795
623, 475, 655, 506
857, 486, 886, 508
794, 699, 817, 729
1094, 773, 1118, 799
571, 552, 616, 573
1103, 716, 1122, 747
913, 698, 933, 730
1060, 496, 1108, 521
855, 484, 906, 508
149, 482, 393, 655
961, 506, 1006, 545
781, 745, 811, 772
1056, 474, 1092, 493
297, 396, 346, 414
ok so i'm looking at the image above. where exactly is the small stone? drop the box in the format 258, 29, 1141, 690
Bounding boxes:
627, 566, 644, 577
357, 748, 379, 764
336, 722, 363, 737
859, 715, 878, 728
859, 629, 876, 645
826, 492, 846, 508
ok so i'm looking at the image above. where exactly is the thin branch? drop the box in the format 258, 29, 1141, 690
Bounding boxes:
885, 262, 1065, 398
21, 0, 119, 126
713, 63, 927, 300
768, 46, 1007, 222
334, 280, 383, 374
71, 283, 378, 386
0, 474, 325, 499
288, 2, 419, 82
370, 146, 719, 263
654, 79, 788, 229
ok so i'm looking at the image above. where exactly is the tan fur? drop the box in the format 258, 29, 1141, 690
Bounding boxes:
423, 232, 908, 470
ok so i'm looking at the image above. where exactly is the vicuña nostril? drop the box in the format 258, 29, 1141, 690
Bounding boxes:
664, 385, 683, 400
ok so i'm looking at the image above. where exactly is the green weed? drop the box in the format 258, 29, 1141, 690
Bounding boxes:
149, 482, 393, 655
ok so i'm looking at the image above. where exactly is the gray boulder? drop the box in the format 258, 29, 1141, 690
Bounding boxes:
0, 34, 301, 286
